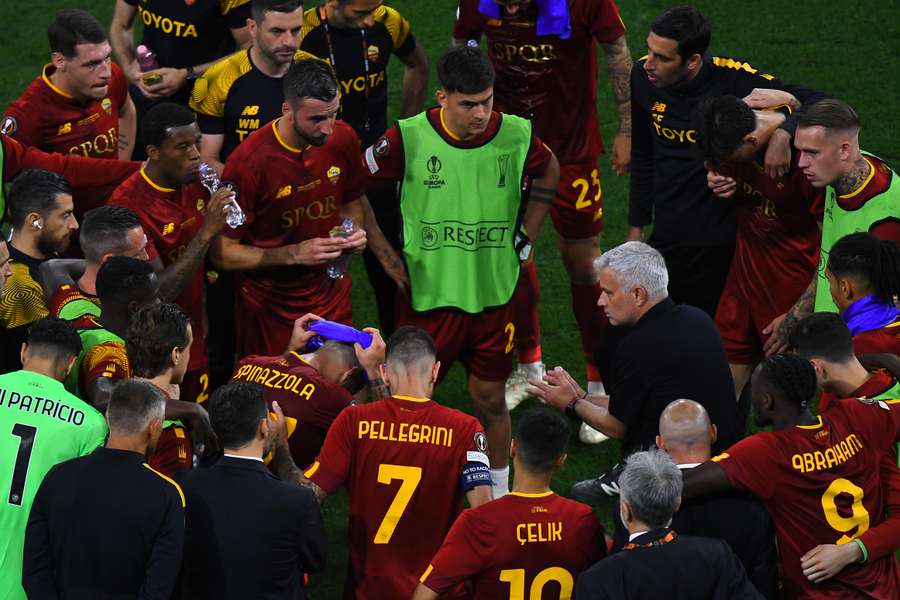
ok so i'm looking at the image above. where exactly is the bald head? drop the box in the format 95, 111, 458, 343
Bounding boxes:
656, 399, 717, 463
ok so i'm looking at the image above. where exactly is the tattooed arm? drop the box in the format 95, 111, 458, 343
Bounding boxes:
599, 36, 633, 175
344, 196, 409, 294
522, 152, 560, 244
763, 275, 817, 355
269, 402, 327, 502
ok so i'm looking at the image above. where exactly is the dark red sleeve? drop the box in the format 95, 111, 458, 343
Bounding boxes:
451, 0, 485, 41
841, 398, 900, 453
221, 147, 261, 239
363, 126, 405, 184
109, 63, 129, 111
579, 0, 627, 44
2, 102, 43, 148
339, 126, 366, 203
523, 133, 553, 178
2, 136, 139, 187
870, 218, 900, 243
858, 454, 900, 561
305, 406, 354, 494
423, 508, 492, 593
711, 433, 778, 500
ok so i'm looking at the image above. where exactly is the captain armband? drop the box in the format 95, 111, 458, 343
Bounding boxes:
460, 450, 491, 492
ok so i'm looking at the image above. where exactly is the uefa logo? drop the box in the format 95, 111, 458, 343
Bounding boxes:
427, 155, 442, 174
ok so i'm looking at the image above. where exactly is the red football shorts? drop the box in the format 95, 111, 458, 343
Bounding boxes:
550, 160, 605, 240
234, 279, 353, 358
715, 275, 778, 366
395, 295, 516, 382
180, 367, 210, 404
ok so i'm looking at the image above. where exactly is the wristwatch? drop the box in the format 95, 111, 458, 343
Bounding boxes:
185, 66, 198, 81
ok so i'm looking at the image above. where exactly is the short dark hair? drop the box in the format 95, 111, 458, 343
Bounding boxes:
386, 326, 436, 367
437, 46, 494, 94
8, 169, 72, 229
96, 256, 156, 307
796, 99, 860, 133
126, 304, 191, 378
757, 354, 818, 411
79, 206, 143, 263
789, 313, 856, 364
651, 6, 711, 61
106, 379, 166, 436
515, 409, 569, 472
694, 95, 756, 165
828, 232, 900, 302
141, 102, 197, 148
209, 381, 268, 449
251, 0, 302, 22
26, 317, 82, 362
48, 9, 106, 58
283, 58, 338, 107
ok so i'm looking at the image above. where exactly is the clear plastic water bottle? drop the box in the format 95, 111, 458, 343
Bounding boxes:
198, 163, 246, 229
327, 218, 355, 279
136, 45, 160, 71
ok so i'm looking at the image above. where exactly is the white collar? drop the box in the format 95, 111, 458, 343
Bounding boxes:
223, 453, 264, 463
677, 462, 701, 469
628, 530, 650, 542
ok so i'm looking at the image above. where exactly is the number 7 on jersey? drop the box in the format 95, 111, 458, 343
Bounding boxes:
374, 463, 422, 544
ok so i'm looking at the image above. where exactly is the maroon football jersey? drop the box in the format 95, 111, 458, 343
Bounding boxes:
305, 395, 490, 600
453, 0, 625, 165
854, 317, 900, 357
108, 169, 208, 372
231, 351, 352, 469
720, 153, 824, 313
3, 63, 130, 215
713, 399, 900, 599
422, 492, 604, 599
221, 119, 366, 320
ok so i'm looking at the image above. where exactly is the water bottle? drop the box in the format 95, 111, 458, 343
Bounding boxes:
326, 218, 354, 279
198, 163, 246, 229
136, 45, 160, 71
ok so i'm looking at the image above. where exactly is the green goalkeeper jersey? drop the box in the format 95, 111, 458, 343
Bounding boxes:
0, 369, 107, 599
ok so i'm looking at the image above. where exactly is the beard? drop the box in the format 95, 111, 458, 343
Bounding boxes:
38, 232, 71, 256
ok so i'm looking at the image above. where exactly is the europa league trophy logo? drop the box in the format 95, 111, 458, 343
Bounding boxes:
497, 154, 510, 188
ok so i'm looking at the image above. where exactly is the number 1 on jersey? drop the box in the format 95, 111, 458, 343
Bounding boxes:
8, 424, 37, 506
374, 463, 422, 544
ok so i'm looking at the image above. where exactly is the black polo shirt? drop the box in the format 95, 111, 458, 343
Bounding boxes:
595, 298, 742, 456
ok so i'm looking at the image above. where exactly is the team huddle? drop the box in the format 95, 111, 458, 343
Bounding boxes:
1, 0, 899, 598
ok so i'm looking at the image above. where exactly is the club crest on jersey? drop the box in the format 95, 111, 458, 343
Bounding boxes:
57, 122, 72, 135
327, 165, 341, 184
196, 198, 205, 211
162, 222, 176, 236
0, 116, 16, 135
366, 44, 380, 63
101, 98, 113, 115
473, 431, 488, 453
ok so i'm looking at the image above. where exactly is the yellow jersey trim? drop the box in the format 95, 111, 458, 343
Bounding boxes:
140, 168, 175, 193
304, 461, 321, 479
272, 119, 304, 153
510, 491, 554, 498
393, 394, 431, 403
797, 415, 824, 430
142, 463, 186, 507
838, 156, 876, 200
420, 564, 434, 583
439, 108, 463, 141
189, 49, 253, 118
42, 64, 73, 99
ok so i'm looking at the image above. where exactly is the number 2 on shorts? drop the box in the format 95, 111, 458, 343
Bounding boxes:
374, 463, 422, 544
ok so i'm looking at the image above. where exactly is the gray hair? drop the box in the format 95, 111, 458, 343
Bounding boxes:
619, 449, 683, 529
106, 379, 166, 436
595, 241, 669, 302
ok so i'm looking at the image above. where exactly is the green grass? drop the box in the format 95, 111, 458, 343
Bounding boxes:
2, 0, 897, 597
